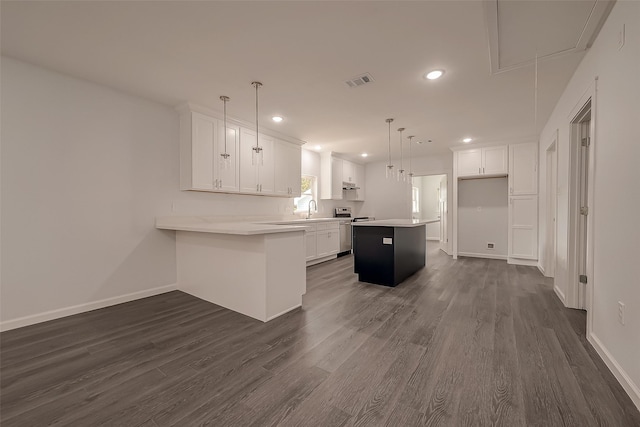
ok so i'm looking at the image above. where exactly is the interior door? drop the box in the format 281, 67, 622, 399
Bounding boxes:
439, 176, 448, 253
577, 119, 590, 309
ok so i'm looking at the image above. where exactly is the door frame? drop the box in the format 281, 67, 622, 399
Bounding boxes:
545, 134, 558, 278
566, 81, 597, 338
410, 172, 451, 255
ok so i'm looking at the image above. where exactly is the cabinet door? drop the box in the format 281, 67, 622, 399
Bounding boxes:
457, 149, 482, 177
508, 195, 538, 259
509, 142, 537, 195
239, 127, 259, 193
289, 144, 302, 197
274, 140, 302, 197
316, 230, 339, 257
342, 160, 356, 183
190, 113, 217, 190
483, 145, 508, 175
305, 231, 317, 261
331, 157, 343, 199
215, 122, 240, 192
355, 164, 365, 201
257, 134, 275, 194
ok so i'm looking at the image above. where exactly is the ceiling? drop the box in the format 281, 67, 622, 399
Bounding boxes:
0, 1, 613, 163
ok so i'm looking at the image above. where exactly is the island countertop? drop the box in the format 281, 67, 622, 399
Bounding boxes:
156, 216, 311, 235
351, 219, 436, 227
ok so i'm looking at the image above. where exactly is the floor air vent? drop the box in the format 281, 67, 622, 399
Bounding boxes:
345, 73, 375, 88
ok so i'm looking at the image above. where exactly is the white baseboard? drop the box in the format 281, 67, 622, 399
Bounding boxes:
265, 304, 302, 322
458, 252, 507, 260
0, 284, 178, 332
507, 257, 538, 266
306, 254, 337, 267
553, 284, 566, 304
537, 263, 546, 275
589, 333, 640, 411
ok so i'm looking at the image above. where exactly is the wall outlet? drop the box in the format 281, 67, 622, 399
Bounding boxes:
487, 242, 495, 249
618, 301, 625, 325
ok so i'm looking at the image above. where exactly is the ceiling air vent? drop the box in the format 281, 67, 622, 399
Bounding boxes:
345, 73, 375, 88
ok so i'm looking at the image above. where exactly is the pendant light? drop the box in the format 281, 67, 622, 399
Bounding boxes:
407, 135, 415, 180
251, 81, 263, 166
219, 95, 231, 169
385, 118, 395, 179
397, 127, 406, 182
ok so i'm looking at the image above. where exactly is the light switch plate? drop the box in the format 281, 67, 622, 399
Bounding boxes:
383, 237, 393, 245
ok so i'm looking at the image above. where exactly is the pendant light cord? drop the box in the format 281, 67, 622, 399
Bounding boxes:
386, 118, 394, 166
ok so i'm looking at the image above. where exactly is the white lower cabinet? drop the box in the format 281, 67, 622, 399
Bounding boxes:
316, 222, 340, 258
508, 195, 538, 259
305, 229, 317, 261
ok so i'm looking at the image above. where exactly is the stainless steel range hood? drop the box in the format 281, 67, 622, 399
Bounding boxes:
342, 182, 360, 190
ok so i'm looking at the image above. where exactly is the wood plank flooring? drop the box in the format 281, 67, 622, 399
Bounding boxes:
2, 243, 639, 426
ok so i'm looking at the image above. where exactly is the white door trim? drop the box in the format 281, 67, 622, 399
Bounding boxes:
545, 134, 558, 279
566, 79, 597, 340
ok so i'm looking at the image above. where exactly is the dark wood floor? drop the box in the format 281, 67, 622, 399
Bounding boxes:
2, 243, 639, 426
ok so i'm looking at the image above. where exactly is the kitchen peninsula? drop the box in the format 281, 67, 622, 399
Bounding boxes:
352, 219, 432, 287
156, 216, 308, 322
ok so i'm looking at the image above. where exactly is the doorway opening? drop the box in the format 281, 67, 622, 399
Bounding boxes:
545, 136, 558, 278
411, 174, 448, 254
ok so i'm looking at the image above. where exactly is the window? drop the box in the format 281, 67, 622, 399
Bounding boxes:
294, 175, 317, 213
412, 187, 420, 214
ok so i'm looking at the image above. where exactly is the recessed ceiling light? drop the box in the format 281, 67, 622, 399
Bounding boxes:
361, 153, 368, 157
463, 137, 472, 143
272, 116, 283, 123
425, 69, 444, 80
314, 145, 322, 151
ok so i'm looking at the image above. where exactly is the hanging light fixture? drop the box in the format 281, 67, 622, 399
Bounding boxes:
251, 81, 263, 166
385, 118, 395, 179
407, 135, 415, 180
219, 95, 231, 169
397, 127, 406, 182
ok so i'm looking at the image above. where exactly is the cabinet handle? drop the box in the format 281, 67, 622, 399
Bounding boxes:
479, 167, 481, 174
483, 167, 485, 173
260, 184, 262, 192
256, 184, 259, 192
219, 179, 222, 188
214, 179, 218, 189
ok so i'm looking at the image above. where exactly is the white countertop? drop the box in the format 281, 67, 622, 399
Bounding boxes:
156, 216, 311, 235
351, 219, 434, 227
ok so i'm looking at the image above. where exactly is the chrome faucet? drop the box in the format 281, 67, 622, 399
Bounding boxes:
307, 200, 317, 219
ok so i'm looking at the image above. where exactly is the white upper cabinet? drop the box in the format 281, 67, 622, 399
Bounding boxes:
482, 146, 508, 176
320, 152, 364, 200
509, 142, 538, 195
239, 127, 259, 193
456, 145, 508, 178
216, 122, 240, 192
179, 111, 239, 193
274, 139, 302, 197
342, 160, 356, 184
355, 163, 365, 201
179, 104, 303, 197
456, 149, 482, 177
239, 128, 275, 195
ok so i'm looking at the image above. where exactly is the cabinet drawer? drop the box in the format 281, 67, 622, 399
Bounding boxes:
316, 222, 339, 231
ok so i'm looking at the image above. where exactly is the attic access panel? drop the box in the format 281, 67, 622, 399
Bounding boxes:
484, 0, 614, 73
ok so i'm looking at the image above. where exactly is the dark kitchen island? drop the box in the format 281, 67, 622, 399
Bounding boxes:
352, 219, 428, 287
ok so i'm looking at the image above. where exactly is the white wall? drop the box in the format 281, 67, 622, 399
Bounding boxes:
458, 178, 508, 257
363, 153, 453, 253
537, 1, 640, 406
0, 57, 292, 328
